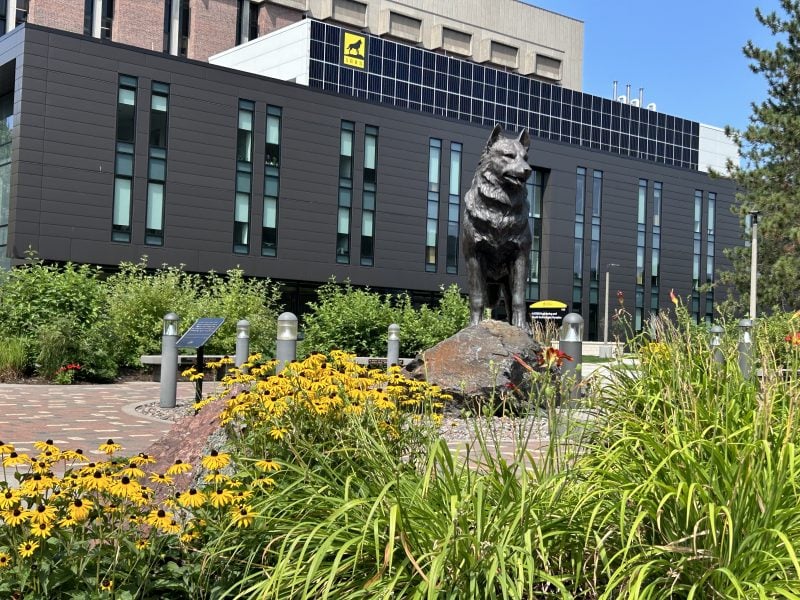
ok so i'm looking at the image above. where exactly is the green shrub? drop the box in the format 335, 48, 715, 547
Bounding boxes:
0, 336, 28, 379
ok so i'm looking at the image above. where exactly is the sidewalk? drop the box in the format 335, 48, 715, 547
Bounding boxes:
0, 382, 195, 457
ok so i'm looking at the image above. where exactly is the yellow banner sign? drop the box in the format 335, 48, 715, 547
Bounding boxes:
342, 31, 366, 69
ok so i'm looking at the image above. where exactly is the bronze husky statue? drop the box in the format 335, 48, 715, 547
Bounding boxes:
461, 124, 533, 332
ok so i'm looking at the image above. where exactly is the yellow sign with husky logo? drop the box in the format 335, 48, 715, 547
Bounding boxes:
342, 31, 366, 69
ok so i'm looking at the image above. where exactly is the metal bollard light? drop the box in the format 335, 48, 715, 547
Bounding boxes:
159, 312, 180, 408
387, 324, 400, 370
560, 313, 583, 400
710, 324, 725, 366
738, 318, 754, 379
275, 312, 298, 373
235, 319, 250, 368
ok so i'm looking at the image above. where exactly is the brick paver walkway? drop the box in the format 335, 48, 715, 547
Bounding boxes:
0, 382, 195, 457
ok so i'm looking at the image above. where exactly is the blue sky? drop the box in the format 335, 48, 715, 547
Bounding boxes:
524, 1, 783, 131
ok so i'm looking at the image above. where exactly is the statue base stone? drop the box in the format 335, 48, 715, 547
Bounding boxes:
404, 320, 544, 414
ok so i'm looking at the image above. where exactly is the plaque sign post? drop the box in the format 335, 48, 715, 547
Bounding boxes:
176, 317, 225, 402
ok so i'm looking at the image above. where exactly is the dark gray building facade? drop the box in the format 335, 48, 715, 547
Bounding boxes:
0, 24, 740, 339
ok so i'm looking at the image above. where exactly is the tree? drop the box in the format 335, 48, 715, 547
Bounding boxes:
722, 0, 800, 312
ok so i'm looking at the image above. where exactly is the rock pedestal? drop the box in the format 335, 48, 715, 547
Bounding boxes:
404, 320, 543, 413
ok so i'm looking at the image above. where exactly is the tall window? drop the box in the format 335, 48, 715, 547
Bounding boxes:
635, 179, 647, 332
236, 1, 260, 45
262, 105, 281, 257
446, 142, 462, 274
526, 169, 544, 301
705, 192, 716, 322
0, 2, 6, 33
588, 170, 603, 340
650, 181, 662, 314
145, 82, 169, 246
233, 99, 254, 254
572, 167, 586, 316
426, 138, 441, 271
164, 0, 190, 55
360, 125, 378, 266
337, 121, 354, 263
0, 92, 12, 266
84, 0, 114, 38
692, 190, 703, 322
112, 75, 137, 243
14, 0, 27, 26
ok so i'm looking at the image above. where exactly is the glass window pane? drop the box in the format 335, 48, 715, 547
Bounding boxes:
426, 219, 437, 245
362, 211, 374, 236
338, 207, 350, 234
118, 88, 135, 105
148, 158, 165, 181
428, 145, 441, 186
264, 175, 279, 197
263, 197, 277, 228
113, 178, 131, 226
267, 115, 280, 144
146, 183, 164, 230
449, 149, 461, 194
116, 153, 133, 177
364, 134, 377, 169
238, 110, 253, 131
235, 192, 249, 221
151, 94, 167, 112
340, 130, 353, 156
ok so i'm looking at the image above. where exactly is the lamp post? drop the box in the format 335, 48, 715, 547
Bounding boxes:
710, 324, 724, 366
235, 319, 250, 368
560, 312, 584, 399
276, 312, 298, 372
602, 263, 620, 357
159, 312, 179, 409
749, 210, 759, 320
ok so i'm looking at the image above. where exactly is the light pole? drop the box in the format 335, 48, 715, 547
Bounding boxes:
602, 263, 620, 356
749, 210, 759, 320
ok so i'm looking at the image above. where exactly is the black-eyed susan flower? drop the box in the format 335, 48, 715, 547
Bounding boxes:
149, 472, 174, 485
254, 459, 280, 472
61, 448, 88, 463
109, 475, 141, 499
3, 507, 27, 526
31, 521, 52, 539
129, 452, 157, 466
82, 469, 109, 491
159, 518, 182, 535
203, 471, 230, 485
98, 439, 123, 455
0, 489, 19, 509
0, 441, 14, 454
201, 450, 231, 471
178, 488, 205, 509
145, 508, 173, 530
230, 504, 257, 528
134, 538, 149, 551
0, 552, 10, 568
3, 451, 30, 467
59, 516, 78, 528
18, 540, 39, 558
69, 497, 93, 522
166, 459, 192, 476
208, 488, 234, 508
29, 503, 57, 525
117, 465, 145, 479
33, 439, 59, 453
100, 579, 114, 592
269, 427, 288, 440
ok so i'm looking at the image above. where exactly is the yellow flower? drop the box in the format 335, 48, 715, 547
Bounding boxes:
135, 539, 149, 551
3, 451, 30, 467
145, 508, 174, 530
201, 450, 231, 471
29, 503, 57, 526
203, 471, 230, 485
208, 488, 235, 508
82, 469, 109, 492
269, 427, 288, 440
18, 540, 39, 558
129, 452, 157, 466
178, 488, 205, 509
3, 507, 27, 526
59, 517, 78, 528
98, 439, 123, 454
159, 518, 182, 535
61, 448, 88, 463
166, 459, 192, 476
230, 504, 257, 528
33, 439, 60, 453
0, 441, 14, 454
100, 579, 114, 592
149, 472, 174, 485
117, 466, 146, 479
109, 476, 142, 499
0, 489, 19, 509
31, 521, 52, 538
254, 459, 281, 472
0, 552, 11, 568
69, 497, 94, 522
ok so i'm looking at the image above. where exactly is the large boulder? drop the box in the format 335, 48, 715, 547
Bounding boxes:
404, 320, 544, 413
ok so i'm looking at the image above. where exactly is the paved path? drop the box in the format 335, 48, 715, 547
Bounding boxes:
0, 382, 195, 457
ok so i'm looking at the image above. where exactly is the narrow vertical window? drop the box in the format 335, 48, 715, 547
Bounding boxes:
692, 190, 703, 322
83, 0, 93, 35
705, 191, 716, 322
526, 169, 544, 301
426, 138, 442, 271
572, 167, 586, 317
179, 0, 190, 56
145, 82, 169, 246
588, 169, 603, 340
0, 2, 6, 34
445, 141, 462, 274
15, 0, 27, 26
233, 99, 254, 254
236, 1, 260, 45
337, 121, 354, 263
0, 92, 13, 264
360, 125, 378, 266
650, 181, 662, 314
112, 75, 137, 243
635, 179, 647, 332
84, 0, 114, 37
262, 105, 281, 257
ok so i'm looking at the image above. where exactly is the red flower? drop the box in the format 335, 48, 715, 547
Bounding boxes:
785, 332, 800, 346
